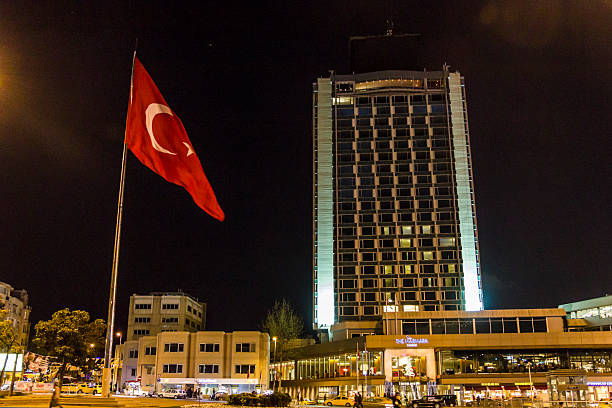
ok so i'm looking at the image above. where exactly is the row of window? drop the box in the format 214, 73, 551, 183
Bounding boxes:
344, 94, 446, 106
339, 250, 457, 262
340, 237, 456, 248
336, 104, 446, 117
339, 277, 459, 294
340, 225, 454, 236
340, 139, 449, 151
133, 329, 150, 336
402, 317, 548, 335
335, 212, 462, 224
340, 304, 458, 315
336, 127, 449, 140
156, 342, 255, 353
338, 263, 458, 275
338, 151, 451, 163
162, 364, 255, 374
134, 317, 150, 323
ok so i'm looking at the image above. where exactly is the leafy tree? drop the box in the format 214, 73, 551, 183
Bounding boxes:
0, 312, 18, 386
262, 299, 303, 390
33, 309, 105, 399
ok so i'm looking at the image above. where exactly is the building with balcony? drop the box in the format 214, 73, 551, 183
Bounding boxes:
313, 68, 483, 332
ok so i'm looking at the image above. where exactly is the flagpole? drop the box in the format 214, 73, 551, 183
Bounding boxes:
102, 44, 137, 399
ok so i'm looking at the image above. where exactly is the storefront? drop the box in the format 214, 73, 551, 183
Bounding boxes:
158, 377, 263, 397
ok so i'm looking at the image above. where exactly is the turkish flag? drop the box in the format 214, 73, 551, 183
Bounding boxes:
125, 57, 224, 221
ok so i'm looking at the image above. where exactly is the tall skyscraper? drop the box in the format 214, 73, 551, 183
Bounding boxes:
313, 68, 483, 331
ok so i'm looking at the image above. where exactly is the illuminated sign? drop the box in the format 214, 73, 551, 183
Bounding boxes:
587, 382, 612, 387
395, 336, 429, 347
481, 383, 500, 386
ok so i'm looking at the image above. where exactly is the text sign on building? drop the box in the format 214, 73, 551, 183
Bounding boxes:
395, 336, 429, 348
588, 382, 612, 387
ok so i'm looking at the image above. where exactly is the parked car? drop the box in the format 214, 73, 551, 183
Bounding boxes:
411, 395, 447, 408
157, 389, 186, 399
327, 396, 355, 407
438, 395, 457, 407
363, 396, 394, 408
77, 383, 102, 395
302, 398, 319, 405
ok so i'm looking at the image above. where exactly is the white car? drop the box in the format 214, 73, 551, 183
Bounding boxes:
157, 389, 186, 399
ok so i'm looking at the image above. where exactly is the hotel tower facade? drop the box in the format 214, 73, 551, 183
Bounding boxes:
313, 68, 483, 331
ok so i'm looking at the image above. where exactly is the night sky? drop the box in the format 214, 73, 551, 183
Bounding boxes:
1, 1, 611, 335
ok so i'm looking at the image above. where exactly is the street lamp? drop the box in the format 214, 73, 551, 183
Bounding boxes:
272, 337, 277, 393
114, 332, 122, 393
527, 362, 535, 407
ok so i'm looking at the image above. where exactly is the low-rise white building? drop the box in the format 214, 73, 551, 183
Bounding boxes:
119, 330, 270, 396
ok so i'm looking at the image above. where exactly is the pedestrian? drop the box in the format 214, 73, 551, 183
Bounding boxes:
187, 387, 193, 398
212, 390, 216, 400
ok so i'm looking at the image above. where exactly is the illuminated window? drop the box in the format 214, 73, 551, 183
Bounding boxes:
382, 226, 392, 235
402, 265, 414, 274
440, 264, 456, 273
403, 305, 419, 312
383, 265, 394, 274
439, 237, 455, 247
401, 226, 413, 235
383, 305, 398, 312
421, 226, 432, 234
333, 96, 354, 105
422, 251, 434, 260
399, 239, 412, 248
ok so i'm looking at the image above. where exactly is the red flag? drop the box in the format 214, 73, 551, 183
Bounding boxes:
125, 57, 224, 221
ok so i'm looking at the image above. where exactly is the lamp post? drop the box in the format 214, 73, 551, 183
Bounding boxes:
114, 332, 122, 393
272, 337, 277, 393
527, 362, 535, 407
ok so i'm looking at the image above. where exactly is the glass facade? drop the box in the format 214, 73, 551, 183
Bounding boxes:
313, 69, 483, 328
439, 349, 612, 375
273, 351, 384, 381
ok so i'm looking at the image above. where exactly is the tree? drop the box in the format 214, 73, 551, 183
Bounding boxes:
33, 309, 105, 406
262, 299, 303, 391
0, 314, 18, 386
